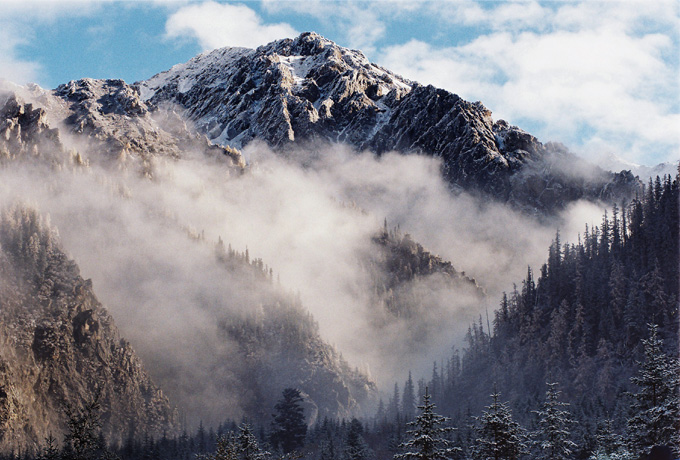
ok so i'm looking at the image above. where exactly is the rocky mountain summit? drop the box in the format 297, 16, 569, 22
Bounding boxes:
140, 32, 639, 215
0, 93, 66, 164
0, 205, 178, 452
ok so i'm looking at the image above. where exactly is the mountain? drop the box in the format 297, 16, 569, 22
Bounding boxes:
1, 79, 244, 174
0, 30, 662, 457
139, 32, 639, 215
594, 152, 678, 182
0, 204, 178, 452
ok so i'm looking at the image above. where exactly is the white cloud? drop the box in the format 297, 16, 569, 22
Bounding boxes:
378, 1, 680, 165
0, 0, 105, 86
0, 23, 40, 85
261, 0, 389, 54
165, 1, 297, 50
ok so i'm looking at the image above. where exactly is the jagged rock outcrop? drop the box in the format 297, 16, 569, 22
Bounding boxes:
140, 32, 639, 215
0, 80, 245, 175
0, 205, 179, 453
0, 94, 67, 164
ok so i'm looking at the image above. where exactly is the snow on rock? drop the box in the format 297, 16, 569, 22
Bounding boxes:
139, 31, 640, 214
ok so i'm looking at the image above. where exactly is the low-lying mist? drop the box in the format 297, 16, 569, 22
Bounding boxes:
0, 137, 606, 423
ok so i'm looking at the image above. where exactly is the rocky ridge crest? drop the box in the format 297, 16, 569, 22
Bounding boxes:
140, 32, 639, 215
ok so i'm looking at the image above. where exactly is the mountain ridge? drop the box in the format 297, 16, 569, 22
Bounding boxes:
139, 31, 640, 215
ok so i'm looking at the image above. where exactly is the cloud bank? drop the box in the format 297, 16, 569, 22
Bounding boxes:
376, 1, 679, 165
165, 1, 297, 50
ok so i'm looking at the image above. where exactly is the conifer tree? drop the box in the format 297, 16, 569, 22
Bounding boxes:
588, 418, 627, 460
388, 383, 401, 422
199, 433, 239, 460
473, 390, 527, 460
270, 388, 307, 454
402, 372, 416, 421
344, 419, 371, 460
238, 423, 268, 460
62, 396, 105, 460
532, 382, 576, 460
39, 433, 60, 460
395, 388, 458, 460
320, 437, 338, 460
626, 324, 680, 457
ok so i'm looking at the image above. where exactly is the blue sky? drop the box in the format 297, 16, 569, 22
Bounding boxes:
1, 0, 678, 167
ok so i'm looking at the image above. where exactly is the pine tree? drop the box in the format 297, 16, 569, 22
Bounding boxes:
473, 390, 527, 460
270, 388, 307, 454
588, 418, 627, 460
402, 372, 417, 421
199, 433, 239, 460
388, 383, 401, 422
344, 419, 371, 460
532, 382, 576, 460
237, 423, 268, 460
62, 396, 104, 460
39, 433, 60, 460
319, 437, 338, 460
395, 387, 459, 460
626, 324, 680, 457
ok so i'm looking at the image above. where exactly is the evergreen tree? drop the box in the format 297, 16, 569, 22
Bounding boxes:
626, 324, 680, 457
388, 383, 401, 422
237, 423, 268, 460
319, 438, 338, 460
532, 382, 576, 460
402, 372, 417, 422
589, 418, 627, 460
62, 396, 104, 460
199, 433, 239, 460
270, 388, 307, 454
473, 391, 527, 460
344, 419, 371, 460
395, 388, 458, 460
38, 433, 60, 460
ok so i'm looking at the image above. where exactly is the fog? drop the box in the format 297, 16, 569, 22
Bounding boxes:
0, 128, 607, 424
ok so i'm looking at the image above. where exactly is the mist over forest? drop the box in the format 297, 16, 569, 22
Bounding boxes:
0, 30, 677, 460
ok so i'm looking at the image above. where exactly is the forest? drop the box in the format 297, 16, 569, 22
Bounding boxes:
2, 173, 676, 460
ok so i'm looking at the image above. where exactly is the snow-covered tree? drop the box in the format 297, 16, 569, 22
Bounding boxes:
626, 324, 680, 457
395, 387, 459, 460
589, 418, 629, 460
473, 390, 527, 460
238, 423, 268, 460
532, 382, 576, 460
199, 433, 239, 460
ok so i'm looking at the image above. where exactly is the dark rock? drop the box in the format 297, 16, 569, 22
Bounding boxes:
140, 32, 640, 215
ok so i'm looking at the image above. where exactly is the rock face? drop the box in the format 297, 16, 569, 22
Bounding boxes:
0, 94, 65, 163
0, 205, 179, 453
0, 79, 245, 175
140, 32, 639, 215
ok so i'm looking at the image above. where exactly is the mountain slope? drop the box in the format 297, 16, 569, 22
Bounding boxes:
0, 205, 179, 452
139, 32, 639, 214
1, 80, 245, 175
415, 173, 679, 457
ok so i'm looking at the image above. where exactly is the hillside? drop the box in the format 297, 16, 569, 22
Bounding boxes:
405, 173, 679, 458
0, 205, 179, 452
